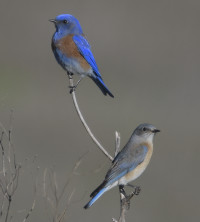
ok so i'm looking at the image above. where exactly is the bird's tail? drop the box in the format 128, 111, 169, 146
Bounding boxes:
84, 181, 109, 209
91, 76, 114, 98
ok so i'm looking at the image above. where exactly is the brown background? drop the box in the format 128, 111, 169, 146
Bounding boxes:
0, 0, 200, 221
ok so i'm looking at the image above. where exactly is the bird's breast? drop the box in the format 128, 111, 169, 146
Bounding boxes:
119, 143, 153, 185
54, 34, 91, 72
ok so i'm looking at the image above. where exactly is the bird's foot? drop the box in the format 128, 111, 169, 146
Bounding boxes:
119, 185, 131, 210
68, 72, 73, 79
127, 184, 141, 196
134, 186, 141, 195
69, 85, 76, 94
68, 77, 83, 94
119, 185, 128, 199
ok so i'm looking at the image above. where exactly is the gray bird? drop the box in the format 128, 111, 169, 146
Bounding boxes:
84, 123, 160, 209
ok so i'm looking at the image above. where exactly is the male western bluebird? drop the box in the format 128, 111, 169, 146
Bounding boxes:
49, 14, 114, 97
84, 123, 160, 209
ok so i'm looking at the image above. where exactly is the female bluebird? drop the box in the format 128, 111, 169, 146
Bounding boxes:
84, 123, 160, 209
50, 14, 114, 97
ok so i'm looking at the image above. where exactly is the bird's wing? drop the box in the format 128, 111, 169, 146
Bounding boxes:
73, 35, 102, 78
105, 145, 148, 185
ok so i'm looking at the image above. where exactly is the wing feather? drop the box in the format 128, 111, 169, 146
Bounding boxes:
105, 145, 148, 185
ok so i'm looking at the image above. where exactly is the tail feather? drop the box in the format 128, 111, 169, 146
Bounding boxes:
90, 181, 107, 198
92, 77, 114, 98
84, 186, 108, 209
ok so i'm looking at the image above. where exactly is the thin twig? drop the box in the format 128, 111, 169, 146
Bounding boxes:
22, 199, 36, 222
0, 119, 25, 221
8, 110, 16, 172
22, 176, 37, 222
115, 131, 121, 157
0, 132, 6, 177
56, 189, 75, 222
5, 196, 11, 222
0, 179, 8, 198
53, 170, 59, 206
0, 194, 6, 217
58, 152, 86, 202
43, 168, 47, 198
68, 74, 113, 161
118, 193, 129, 222
43, 168, 56, 211
43, 153, 86, 222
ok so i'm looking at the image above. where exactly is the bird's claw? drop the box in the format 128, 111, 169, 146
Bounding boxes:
69, 85, 76, 94
68, 73, 73, 79
119, 185, 128, 198
134, 186, 141, 195
127, 184, 141, 196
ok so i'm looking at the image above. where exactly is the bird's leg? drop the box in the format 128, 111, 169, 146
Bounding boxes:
127, 184, 141, 196
119, 185, 128, 198
68, 74, 73, 80
118, 184, 141, 210
69, 76, 84, 94
67, 72, 73, 78
119, 185, 131, 210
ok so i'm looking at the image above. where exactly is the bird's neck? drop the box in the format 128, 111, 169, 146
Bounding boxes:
130, 134, 154, 148
54, 26, 83, 42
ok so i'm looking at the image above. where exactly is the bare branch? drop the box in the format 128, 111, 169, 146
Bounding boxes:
68, 74, 113, 161
58, 152, 87, 202
115, 131, 121, 157
22, 175, 37, 222
52, 169, 59, 206
0, 118, 36, 222
22, 199, 36, 222
5, 195, 11, 222
43, 168, 57, 213
56, 189, 75, 222
0, 178, 8, 198
0, 194, 6, 217
44, 153, 86, 222
0, 132, 6, 178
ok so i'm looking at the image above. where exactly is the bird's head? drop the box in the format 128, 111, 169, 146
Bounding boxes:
49, 14, 83, 38
133, 123, 160, 144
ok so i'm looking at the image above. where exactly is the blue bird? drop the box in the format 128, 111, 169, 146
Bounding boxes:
50, 14, 114, 97
84, 123, 160, 209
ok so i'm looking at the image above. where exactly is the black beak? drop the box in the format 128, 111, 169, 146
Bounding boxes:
49, 19, 56, 23
153, 129, 160, 133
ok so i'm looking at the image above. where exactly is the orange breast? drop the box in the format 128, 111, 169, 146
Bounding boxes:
56, 34, 90, 70
121, 142, 153, 183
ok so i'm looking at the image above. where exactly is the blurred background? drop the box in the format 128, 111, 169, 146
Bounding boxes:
0, 0, 200, 221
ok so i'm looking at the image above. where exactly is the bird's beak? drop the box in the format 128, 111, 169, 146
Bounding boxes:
152, 129, 160, 133
49, 19, 56, 24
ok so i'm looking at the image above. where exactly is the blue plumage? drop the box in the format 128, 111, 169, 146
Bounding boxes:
73, 35, 99, 76
50, 14, 114, 97
73, 35, 114, 97
84, 187, 108, 209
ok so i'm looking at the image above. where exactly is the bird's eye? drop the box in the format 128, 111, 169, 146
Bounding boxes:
63, 20, 68, 24
142, 127, 147, 131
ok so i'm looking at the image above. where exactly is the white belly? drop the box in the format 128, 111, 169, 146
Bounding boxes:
64, 57, 93, 77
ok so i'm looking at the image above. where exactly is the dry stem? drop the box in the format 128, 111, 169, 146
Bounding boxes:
68, 74, 113, 161
43, 153, 85, 222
